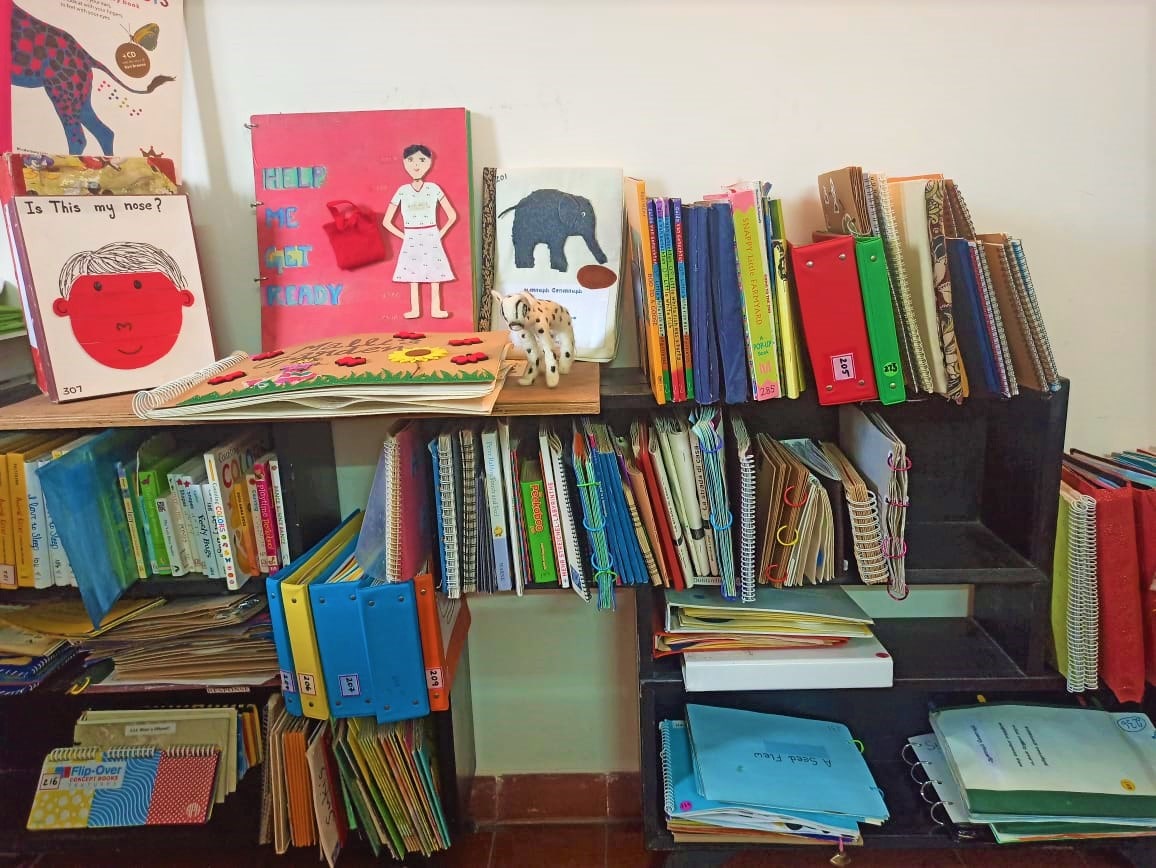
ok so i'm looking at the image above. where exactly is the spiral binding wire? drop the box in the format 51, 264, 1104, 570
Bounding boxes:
384, 435, 402, 583
1068, 494, 1099, 691
1009, 238, 1061, 390
459, 431, 478, 595
551, 429, 589, 600
871, 173, 933, 393
46, 744, 216, 762
995, 245, 1047, 390
730, 416, 758, 603
659, 720, 678, 819
132, 351, 248, 417
437, 435, 461, 599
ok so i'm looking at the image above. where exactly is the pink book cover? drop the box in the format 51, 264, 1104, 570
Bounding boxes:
250, 108, 475, 351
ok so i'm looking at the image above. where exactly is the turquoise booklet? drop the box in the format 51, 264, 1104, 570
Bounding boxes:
660, 719, 860, 840
685, 704, 889, 824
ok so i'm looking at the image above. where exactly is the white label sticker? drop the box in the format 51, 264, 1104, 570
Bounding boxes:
426, 667, 444, 690
338, 674, 360, 697
831, 353, 855, 382
298, 673, 317, 695
280, 670, 296, 693
125, 722, 177, 736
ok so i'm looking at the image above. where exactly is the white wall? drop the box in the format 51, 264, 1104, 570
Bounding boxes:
182, 0, 1155, 772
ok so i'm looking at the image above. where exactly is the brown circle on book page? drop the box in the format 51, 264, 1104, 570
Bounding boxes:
116, 43, 151, 78
577, 264, 616, 289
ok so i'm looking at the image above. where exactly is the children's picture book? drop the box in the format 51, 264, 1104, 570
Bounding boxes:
249, 109, 475, 350
7, 0, 185, 169
133, 331, 515, 421
10, 193, 216, 402
27, 745, 220, 829
488, 167, 624, 362
2, 152, 178, 196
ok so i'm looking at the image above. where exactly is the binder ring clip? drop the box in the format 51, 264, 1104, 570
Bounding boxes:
909, 761, 930, 785
249, 201, 263, 208
889, 583, 910, 602
254, 276, 268, 283
887, 452, 913, 471
929, 801, 950, 826
852, 739, 864, 754
783, 485, 808, 508
582, 517, 606, 534
776, 526, 799, 547
900, 743, 918, 765
710, 512, 734, 532
67, 676, 90, 695
882, 537, 908, 558
244, 122, 258, 129
920, 779, 942, 804
885, 497, 909, 508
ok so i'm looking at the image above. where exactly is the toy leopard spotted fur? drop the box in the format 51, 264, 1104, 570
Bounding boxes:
491, 290, 575, 388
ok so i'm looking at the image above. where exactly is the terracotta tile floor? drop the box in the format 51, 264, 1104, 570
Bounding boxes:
424, 822, 1136, 868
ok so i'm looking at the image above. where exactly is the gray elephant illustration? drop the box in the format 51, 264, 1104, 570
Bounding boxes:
497, 188, 608, 272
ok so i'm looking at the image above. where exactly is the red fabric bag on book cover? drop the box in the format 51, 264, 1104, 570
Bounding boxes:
321, 200, 387, 270
1062, 462, 1145, 703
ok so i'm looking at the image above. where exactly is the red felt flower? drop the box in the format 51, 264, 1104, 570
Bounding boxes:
335, 356, 367, 367
252, 349, 284, 361
393, 331, 426, 340
207, 370, 246, 385
448, 336, 483, 347
450, 352, 488, 366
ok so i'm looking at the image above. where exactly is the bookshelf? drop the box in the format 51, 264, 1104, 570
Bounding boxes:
4, 370, 1144, 862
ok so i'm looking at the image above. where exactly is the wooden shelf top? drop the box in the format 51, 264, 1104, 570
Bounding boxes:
0, 362, 601, 430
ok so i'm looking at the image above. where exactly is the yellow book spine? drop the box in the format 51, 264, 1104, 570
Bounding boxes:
0, 453, 14, 588
8, 454, 32, 587
281, 581, 329, 719
771, 240, 804, 399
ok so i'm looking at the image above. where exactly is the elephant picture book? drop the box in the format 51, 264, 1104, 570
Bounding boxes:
249, 108, 476, 351
10, 193, 216, 402
489, 167, 624, 362
6, 0, 186, 172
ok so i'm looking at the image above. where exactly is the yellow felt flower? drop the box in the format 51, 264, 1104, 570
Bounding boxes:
388, 346, 448, 364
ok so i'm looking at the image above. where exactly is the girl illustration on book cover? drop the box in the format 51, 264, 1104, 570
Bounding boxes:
52, 241, 196, 369
382, 143, 458, 319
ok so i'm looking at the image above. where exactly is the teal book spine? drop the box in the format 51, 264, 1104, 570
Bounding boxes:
670, 198, 695, 400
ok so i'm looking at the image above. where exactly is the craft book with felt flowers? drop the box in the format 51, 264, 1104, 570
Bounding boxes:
9, 193, 216, 402
133, 332, 515, 421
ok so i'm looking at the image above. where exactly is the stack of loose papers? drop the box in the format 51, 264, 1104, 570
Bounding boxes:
913, 703, 1156, 843
658, 585, 893, 690
660, 704, 888, 845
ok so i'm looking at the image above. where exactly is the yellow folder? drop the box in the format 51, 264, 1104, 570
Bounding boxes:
280, 513, 363, 719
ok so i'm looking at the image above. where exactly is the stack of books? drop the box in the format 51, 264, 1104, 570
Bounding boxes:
661, 704, 888, 846
0, 595, 278, 691
908, 703, 1156, 843
658, 585, 893, 691
427, 406, 910, 607
0, 620, 79, 695
625, 171, 1059, 407
262, 695, 450, 863
0, 426, 295, 622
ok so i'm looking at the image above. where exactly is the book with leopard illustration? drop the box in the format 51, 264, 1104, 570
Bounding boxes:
133, 331, 517, 421
7, 1, 186, 172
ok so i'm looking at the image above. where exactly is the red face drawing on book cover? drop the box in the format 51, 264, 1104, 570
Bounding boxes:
52, 241, 196, 369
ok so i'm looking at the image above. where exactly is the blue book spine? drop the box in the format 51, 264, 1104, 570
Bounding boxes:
671, 198, 694, 400
689, 205, 719, 404
267, 574, 303, 716
707, 202, 750, 404
946, 238, 1000, 394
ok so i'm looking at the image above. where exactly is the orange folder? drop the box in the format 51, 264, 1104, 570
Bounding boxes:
414, 573, 470, 712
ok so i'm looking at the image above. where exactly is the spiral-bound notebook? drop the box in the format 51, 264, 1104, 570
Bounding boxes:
730, 415, 757, 602
1052, 482, 1099, 692
132, 332, 515, 421
28, 745, 220, 829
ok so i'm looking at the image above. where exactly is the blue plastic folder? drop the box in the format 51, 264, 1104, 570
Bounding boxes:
358, 577, 430, 723
267, 511, 362, 717
685, 704, 889, 824
37, 429, 149, 627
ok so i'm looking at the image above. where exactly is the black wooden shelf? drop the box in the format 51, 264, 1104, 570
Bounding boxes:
904, 522, 1043, 583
